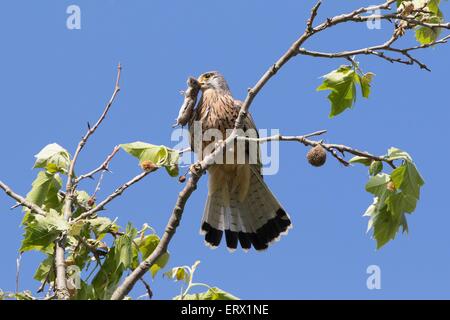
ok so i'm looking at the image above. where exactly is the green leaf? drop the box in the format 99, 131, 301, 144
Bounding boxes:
132, 234, 170, 277
89, 217, 118, 238
386, 192, 418, 217
164, 150, 180, 177
115, 223, 138, 269
134, 234, 159, 261
413, 0, 444, 44
74, 281, 96, 300
9, 291, 35, 300
390, 161, 425, 199
120, 142, 169, 165
21, 209, 68, 254
91, 223, 138, 299
76, 190, 90, 206
150, 252, 170, 278
91, 249, 123, 299
175, 287, 239, 300
349, 156, 373, 166
428, 0, 443, 16
369, 161, 383, 176
165, 267, 190, 284
26, 171, 63, 211
386, 147, 412, 162
120, 142, 180, 177
68, 220, 85, 237
358, 72, 374, 99
364, 149, 424, 249
33, 255, 55, 283
34, 143, 70, 174
416, 24, 442, 45
317, 65, 375, 117
370, 202, 407, 249
365, 174, 390, 196
317, 66, 357, 117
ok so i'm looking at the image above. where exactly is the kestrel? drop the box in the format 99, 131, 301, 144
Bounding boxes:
188, 71, 292, 251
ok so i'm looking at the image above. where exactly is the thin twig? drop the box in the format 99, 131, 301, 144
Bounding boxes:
236, 131, 395, 168
53, 64, 122, 300
15, 253, 22, 294
139, 277, 153, 299
75, 145, 121, 184
72, 170, 153, 222
0, 181, 47, 216
306, 1, 322, 32
299, 33, 450, 71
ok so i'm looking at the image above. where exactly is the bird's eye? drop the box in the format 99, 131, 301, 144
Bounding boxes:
203, 73, 211, 79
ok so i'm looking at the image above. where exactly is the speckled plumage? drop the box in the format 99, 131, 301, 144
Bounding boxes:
188, 71, 292, 251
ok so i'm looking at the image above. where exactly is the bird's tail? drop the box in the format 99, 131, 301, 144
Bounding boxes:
200, 165, 292, 251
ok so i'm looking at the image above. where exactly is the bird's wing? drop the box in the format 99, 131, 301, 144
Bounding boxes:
234, 99, 262, 173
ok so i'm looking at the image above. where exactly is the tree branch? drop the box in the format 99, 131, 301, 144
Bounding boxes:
0, 181, 47, 216
72, 170, 153, 222
110, 168, 202, 300
55, 64, 122, 299
237, 131, 396, 169
74, 145, 120, 184
65, 64, 122, 216
54, 239, 69, 300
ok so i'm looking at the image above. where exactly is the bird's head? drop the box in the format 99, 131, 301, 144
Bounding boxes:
197, 71, 230, 93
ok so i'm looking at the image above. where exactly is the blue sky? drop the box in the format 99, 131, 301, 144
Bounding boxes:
0, 0, 449, 299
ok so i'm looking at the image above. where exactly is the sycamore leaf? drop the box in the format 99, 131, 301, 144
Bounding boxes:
413, 0, 444, 44
390, 161, 425, 200
91, 223, 138, 299
317, 66, 357, 117
34, 143, 70, 174
74, 281, 96, 300
91, 249, 123, 299
386, 192, 418, 217
9, 291, 36, 300
76, 190, 90, 206
363, 149, 424, 249
115, 223, 138, 269
68, 220, 85, 237
386, 147, 413, 162
349, 156, 373, 166
120, 142, 180, 177
369, 161, 383, 176
365, 173, 390, 196
165, 267, 190, 284
358, 72, 375, 98
174, 287, 239, 300
89, 217, 118, 238
150, 252, 170, 278
136, 234, 160, 260
370, 202, 407, 249
416, 24, 442, 45
21, 209, 68, 254
131, 233, 170, 277
33, 255, 55, 283
317, 65, 375, 117
26, 171, 63, 212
